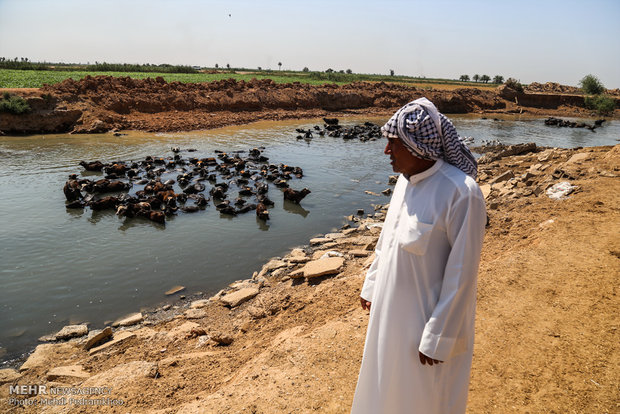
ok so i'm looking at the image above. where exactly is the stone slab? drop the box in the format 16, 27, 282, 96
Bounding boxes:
55, 324, 88, 340
83, 327, 113, 351
220, 287, 259, 308
303, 257, 345, 278
47, 365, 90, 381
165, 285, 186, 296
88, 331, 136, 356
184, 309, 207, 319
112, 312, 143, 327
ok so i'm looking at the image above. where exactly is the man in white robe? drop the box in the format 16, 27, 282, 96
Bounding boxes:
352, 98, 486, 414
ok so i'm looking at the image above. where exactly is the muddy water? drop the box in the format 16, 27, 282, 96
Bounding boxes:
0, 116, 617, 363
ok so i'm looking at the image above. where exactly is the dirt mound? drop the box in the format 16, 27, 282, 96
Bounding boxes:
1, 76, 616, 135
526, 82, 581, 94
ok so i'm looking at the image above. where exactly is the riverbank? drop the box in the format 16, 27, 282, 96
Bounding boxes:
1, 143, 618, 413
1, 76, 618, 135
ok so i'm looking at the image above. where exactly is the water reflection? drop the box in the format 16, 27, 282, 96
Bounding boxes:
283, 200, 310, 217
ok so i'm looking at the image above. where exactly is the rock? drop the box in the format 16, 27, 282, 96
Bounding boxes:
479, 184, 491, 199
381, 188, 392, 196
349, 249, 370, 257
566, 152, 590, 164
388, 175, 398, 184
211, 332, 234, 346
303, 257, 345, 279
88, 331, 136, 356
290, 248, 307, 257
357, 209, 365, 216
323, 242, 338, 249
325, 232, 346, 240
489, 170, 515, 184
165, 285, 186, 295
342, 228, 358, 235
162, 304, 172, 311
537, 150, 556, 162
20, 343, 75, 372
289, 269, 306, 279
190, 299, 209, 309
80, 362, 158, 388
112, 312, 143, 327
83, 327, 113, 350
46, 365, 90, 382
310, 237, 331, 245
364, 190, 380, 196
184, 309, 207, 319
54, 324, 88, 340
0, 368, 22, 384
289, 256, 310, 264
167, 322, 200, 340
220, 287, 259, 307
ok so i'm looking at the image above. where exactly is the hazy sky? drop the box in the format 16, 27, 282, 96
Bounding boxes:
1, 0, 619, 87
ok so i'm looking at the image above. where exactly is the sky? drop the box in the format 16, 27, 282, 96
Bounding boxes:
1, 0, 619, 88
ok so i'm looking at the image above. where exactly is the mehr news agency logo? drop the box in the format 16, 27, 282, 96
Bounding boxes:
7, 384, 125, 407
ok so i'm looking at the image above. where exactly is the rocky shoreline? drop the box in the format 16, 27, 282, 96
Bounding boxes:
1, 142, 618, 412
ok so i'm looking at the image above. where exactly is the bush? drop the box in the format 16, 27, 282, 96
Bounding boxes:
504, 78, 523, 93
579, 74, 605, 95
584, 94, 616, 115
0, 93, 31, 114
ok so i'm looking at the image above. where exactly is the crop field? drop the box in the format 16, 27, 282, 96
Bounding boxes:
0, 68, 498, 90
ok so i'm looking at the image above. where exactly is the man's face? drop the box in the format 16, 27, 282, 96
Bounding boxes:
384, 137, 435, 176
384, 137, 418, 174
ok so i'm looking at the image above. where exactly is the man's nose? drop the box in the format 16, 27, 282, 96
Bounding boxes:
384, 142, 391, 155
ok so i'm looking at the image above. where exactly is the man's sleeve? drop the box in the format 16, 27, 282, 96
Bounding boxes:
418, 191, 486, 361
360, 247, 380, 302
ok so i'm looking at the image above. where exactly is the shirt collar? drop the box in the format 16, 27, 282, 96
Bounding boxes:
406, 159, 443, 184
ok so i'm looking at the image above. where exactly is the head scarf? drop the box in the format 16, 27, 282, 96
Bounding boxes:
381, 97, 477, 178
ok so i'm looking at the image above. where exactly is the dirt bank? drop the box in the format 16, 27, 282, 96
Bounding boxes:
1, 144, 618, 413
1, 76, 617, 134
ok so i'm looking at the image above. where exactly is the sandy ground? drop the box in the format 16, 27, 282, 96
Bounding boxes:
1, 143, 618, 413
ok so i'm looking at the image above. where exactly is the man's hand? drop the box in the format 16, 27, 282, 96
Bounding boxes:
360, 297, 371, 311
419, 351, 443, 366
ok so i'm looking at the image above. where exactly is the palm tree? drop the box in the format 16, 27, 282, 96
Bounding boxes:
473, 74, 480, 83
459, 75, 470, 82
278, 62, 282, 71
493, 75, 504, 84
480, 75, 491, 83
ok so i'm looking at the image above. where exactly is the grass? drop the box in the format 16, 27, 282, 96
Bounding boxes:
0, 92, 31, 114
0, 68, 500, 89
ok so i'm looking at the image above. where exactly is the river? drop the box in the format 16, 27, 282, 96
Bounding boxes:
0, 115, 617, 363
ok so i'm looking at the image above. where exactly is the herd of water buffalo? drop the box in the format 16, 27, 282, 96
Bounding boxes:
63, 147, 310, 226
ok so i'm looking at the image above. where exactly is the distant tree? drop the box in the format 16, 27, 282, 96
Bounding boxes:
505, 78, 524, 93
257, 66, 262, 71
390, 69, 394, 76
493, 75, 504, 84
226, 63, 230, 69
215, 63, 218, 68
480, 75, 491, 83
302, 67, 309, 72
459, 74, 470, 82
325, 68, 334, 73
579, 74, 605, 95
339, 69, 344, 73
346, 69, 352, 74
278, 62, 282, 71
473, 74, 480, 83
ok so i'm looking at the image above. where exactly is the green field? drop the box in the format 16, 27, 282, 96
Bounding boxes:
0, 68, 498, 89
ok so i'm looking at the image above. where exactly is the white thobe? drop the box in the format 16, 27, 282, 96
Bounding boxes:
352, 160, 486, 414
